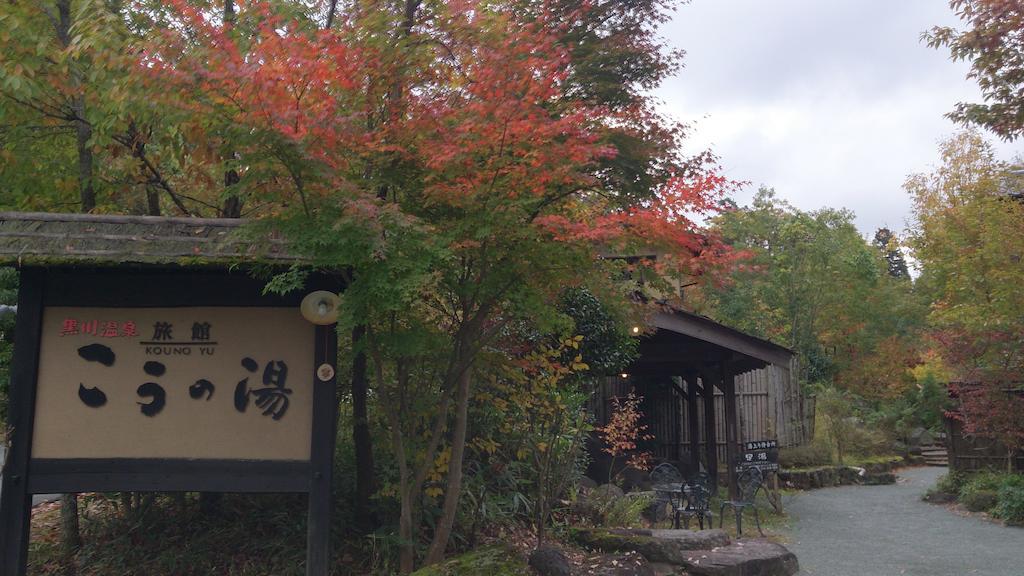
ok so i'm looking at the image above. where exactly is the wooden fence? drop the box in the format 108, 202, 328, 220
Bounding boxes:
590, 359, 814, 466
946, 417, 1024, 472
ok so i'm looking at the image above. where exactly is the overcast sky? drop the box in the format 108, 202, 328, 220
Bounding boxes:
655, 0, 1021, 236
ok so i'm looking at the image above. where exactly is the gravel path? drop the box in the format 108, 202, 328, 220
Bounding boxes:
787, 466, 1023, 576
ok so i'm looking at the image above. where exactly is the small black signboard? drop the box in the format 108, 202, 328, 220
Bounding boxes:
735, 439, 779, 473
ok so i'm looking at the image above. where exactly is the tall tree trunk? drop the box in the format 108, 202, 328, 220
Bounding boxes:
351, 325, 377, 529
219, 0, 243, 219
61, 493, 80, 570
424, 368, 472, 565
222, 168, 242, 217
325, 0, 339, 29
390, 412, 416, 574
54, 0, 88, 554
397, 489, 415, 574
74, 102, 95, 212
146, 186, 161, 216
197, 1, 241, 513
54, 0, 95, 213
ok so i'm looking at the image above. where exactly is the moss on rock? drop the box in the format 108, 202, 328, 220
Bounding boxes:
409, 545, 529, 576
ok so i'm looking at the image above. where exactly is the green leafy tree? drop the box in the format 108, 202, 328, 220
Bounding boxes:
907, 130, 1024, 469
926, 1, 1024, 140
873, 227, 910, 280
699, 188, 925, 398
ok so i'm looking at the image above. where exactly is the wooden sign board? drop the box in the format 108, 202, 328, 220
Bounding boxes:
734, 439, 780, 473
33, 307, 314, 461
0, 269, 339, 576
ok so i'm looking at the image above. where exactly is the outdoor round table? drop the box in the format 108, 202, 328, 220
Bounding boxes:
652, 483, 692, 528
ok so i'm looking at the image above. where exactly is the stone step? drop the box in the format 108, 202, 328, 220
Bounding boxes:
571, 529, 798, 576
678, 539, 799, 576
572, 528, 731, 565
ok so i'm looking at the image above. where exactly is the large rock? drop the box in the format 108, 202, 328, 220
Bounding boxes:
591, 483, 626, 501
642, 493, 672, 523
863, 472, 896, 486
678, 539, 799, 576
620, 467, 654, 492
409, 545, 527, 576
579, 476, 600, 492
573, 483, 627, 523
588, 552, 657, 576
573, 528, 730, 565
779, 464, 901, 490
529, 546, 572, 576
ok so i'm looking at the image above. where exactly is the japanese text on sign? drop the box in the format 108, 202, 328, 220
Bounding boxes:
33, 307, 314, 461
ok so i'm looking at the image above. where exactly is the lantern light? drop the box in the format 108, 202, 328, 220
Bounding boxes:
300, 291, 340, 325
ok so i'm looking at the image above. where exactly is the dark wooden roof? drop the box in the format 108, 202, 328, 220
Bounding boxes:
651, 309, 794, 367
0, 212, 296, 268
632, 308, 795, 375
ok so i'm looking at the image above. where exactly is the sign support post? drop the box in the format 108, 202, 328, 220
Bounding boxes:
307, 324, 338, 575
0, 270, 43, 576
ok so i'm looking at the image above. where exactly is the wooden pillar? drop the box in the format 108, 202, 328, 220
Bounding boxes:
672, 376, 682, 462
307, 324, 338, 576
701, 370, 717, 489
0, 269, 44, 576
722, 362, 740, 500
685, 373, 701, 474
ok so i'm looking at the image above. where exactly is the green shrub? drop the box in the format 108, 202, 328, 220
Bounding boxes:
994, 486, 1024, 526
961, 489, 999, 512
779, 443, 832, 469
605, 492, 652, 528
956, 472, 1024, 516
998, 473, 1024, 490
958, 471, 1019, 496
409, 545, 528, 576
935, 471, 967, 495
959, 471, 1008, 497
846, 425, 892, 458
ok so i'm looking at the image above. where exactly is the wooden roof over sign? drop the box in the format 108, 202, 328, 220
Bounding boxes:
0, 212, 297, 268
651, 309, 794, 367
633, 307, 796, 375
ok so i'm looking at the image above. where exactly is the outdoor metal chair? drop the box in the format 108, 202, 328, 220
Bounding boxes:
649, 463, 684, 524
676, 471, 714, 530
719, 466, 765, 536
649, 462, 684, 486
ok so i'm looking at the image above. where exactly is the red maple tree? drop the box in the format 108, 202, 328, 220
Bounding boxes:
139, 1, 738, 569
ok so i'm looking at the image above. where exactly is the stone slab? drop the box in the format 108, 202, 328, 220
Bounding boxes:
678, 539, 799, 576
573, 528, 731, 565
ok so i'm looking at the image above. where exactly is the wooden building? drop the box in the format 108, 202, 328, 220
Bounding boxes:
589, 307, 802, 497
945, 381, 1024, 473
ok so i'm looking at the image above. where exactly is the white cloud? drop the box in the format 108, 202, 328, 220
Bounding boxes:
656, 0, 1022, 237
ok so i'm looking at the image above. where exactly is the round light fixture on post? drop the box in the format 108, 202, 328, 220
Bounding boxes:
631, 325, 641, 335
300, 290, 340, 325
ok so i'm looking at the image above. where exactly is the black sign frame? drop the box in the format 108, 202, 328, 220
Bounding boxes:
735, 438, 780, 474
0, 268, 340, 576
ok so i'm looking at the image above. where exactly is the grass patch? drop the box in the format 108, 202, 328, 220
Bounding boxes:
28, 493, 323, 576
924, 470, 1024, 526
649, 491, 791, 540
409, 545, 527, 576
845, 454, 903, 467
